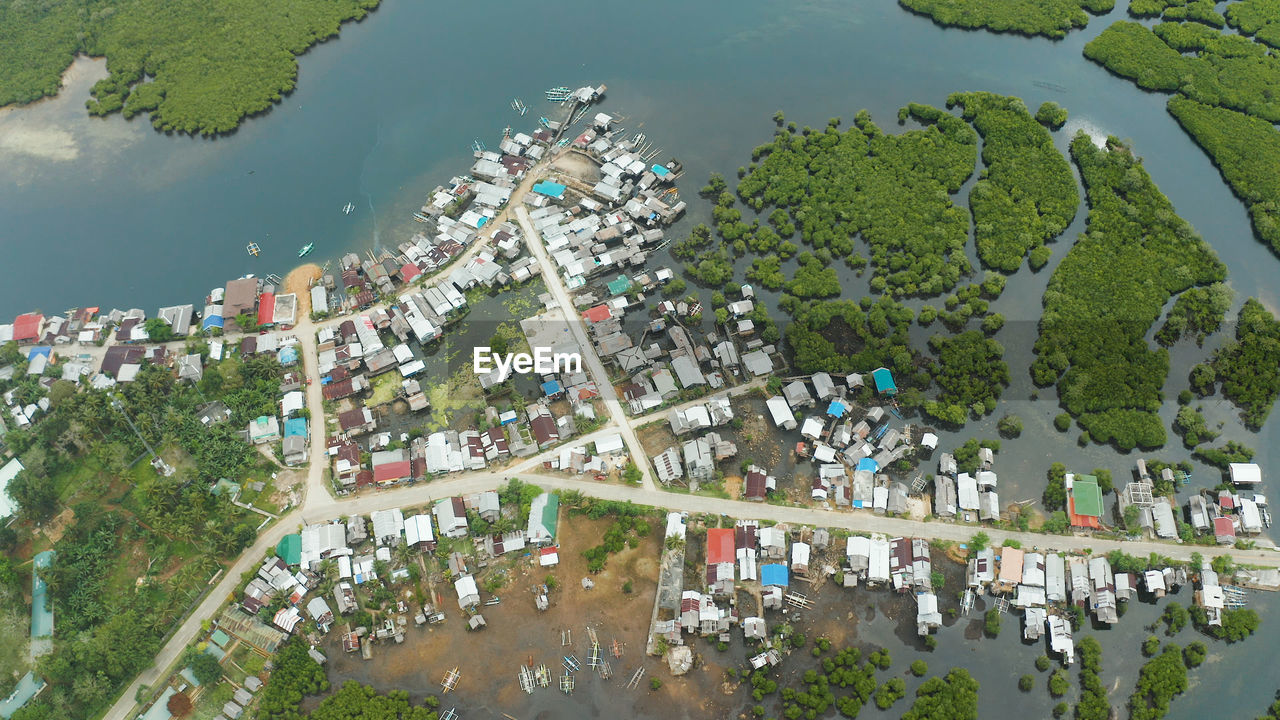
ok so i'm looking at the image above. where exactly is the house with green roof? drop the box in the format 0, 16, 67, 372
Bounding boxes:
526, 493, 559, 545
606, 275, 631, 296
1069, 474, 1103, 529
276, 534, 302, 566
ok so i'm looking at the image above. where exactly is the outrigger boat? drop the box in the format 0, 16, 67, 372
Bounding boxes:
342, 202, 355, 214
245, 242, 260, 257
298, 243, 315, 258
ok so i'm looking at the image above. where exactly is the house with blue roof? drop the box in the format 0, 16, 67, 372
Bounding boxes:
284, 417, 309, 438
532, 181, 567, 200
541, 380, 563, 398
872, 367, 897, 396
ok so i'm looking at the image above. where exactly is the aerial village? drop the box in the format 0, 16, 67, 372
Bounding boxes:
0, 85, 1277, 720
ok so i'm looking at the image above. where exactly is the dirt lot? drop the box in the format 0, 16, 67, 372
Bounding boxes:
317, 515, 737, 718
283, 263, 323, 315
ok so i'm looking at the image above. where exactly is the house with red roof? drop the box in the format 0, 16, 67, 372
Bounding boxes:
400, 263, 423, 284
257, 292, 275, 326
707, 528, 735, 565
582, 305, 612, 324
1213, 516, 1236, 545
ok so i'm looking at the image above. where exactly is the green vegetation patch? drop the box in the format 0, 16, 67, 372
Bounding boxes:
1167, 97, 1280, 255
734, 106, 977, 297
898, 0, 1111, 39
1030, 135, 1225, 450
1127, 643, 1188, 720
923, 330, 1009, 425
785, 297, 918, 375
1224, 0, 1280, 42
901, 667, 980, 720
1211, 298, 1280, 429
0, 0, 381, 135
1085, 21, 1280, 123
949, 92, 1079, 272
1155, 282, 1231, 346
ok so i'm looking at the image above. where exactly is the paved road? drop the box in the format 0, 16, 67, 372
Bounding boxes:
514, 205, 656, 491
296, 317, 329, 505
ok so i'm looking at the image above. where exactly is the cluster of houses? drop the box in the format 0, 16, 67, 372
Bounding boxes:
648, 511, 1255, 673
933, 449, 1001, 523
239, 491, 561, 645
1185, 463, 1271, 542
961, 545, 1199, 665
653, 514, 833, 665
843, 536, 941, 634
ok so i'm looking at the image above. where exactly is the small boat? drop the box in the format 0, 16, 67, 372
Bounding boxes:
342, 202, 355, 215
298, 243, 315, 258
246, 242, 260, 257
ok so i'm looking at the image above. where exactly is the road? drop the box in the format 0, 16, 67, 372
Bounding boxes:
514, 205, 656, 491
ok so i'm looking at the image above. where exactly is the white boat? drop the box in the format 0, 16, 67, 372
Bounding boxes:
342, 203, 355, 215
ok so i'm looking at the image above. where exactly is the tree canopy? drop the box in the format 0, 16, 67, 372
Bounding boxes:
0, 0, 381, 135
1030, 134, 1225, 450
949, 92, 1079, 271
901, 667, 980, 720
1212, 298, 1280, 429
897, 0, 1113, 39
734, 107, 977, 297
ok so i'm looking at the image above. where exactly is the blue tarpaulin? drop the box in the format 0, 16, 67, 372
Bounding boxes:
202, 314, 224, 330
827, 400, 847, 418
541, 380, 563, 396
761, 564, 789, 588
856, 458, 879, 473
651, 164, 672, 177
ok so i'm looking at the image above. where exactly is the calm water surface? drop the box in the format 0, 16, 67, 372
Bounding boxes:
3, 0, 1278, 713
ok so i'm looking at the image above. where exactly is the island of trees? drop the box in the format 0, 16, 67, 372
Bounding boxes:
732, 108, 977, 298
1209, 298, 1280, 429
0, 0, 381, 135
948, 92, 1079, 272
897, 0, 1113, 39
1030, 134, 1225, 450
1083, 20, 1280, 257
